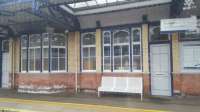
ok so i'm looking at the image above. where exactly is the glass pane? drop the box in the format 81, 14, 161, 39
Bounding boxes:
133, 56, 141, 70
51, 34, 65, 46
122, 56, 129, 70
22, 59, 27, 71
122, 45, 129, 55
59, 48, 65, 57
150, 26, 169, 41
43, 58, 49, 71
114, 46, 121, 56
90, 57, 96, 70
29, 34, 41, 47
52, 58, 58, 71
90, 47, 96, 57
82, 33, 95, 45
104, 57, 111, 70
43, 48, 48, 58
35, 48, 41, 70
21, 49, 27, 71
59, 58, 65, 70
52, 48, 58, 57
114, 57, 121, 70
133, 45, 140, 55
29, 59, 34, 71
83, 58, 89, 70
114, 30, 129, 44
83, 48, 89, 57
104, 32, 111, 44
42, 34, 49, 46
21, 35, 28, 47
133, 29, 140, 42
104, 46, 110, 56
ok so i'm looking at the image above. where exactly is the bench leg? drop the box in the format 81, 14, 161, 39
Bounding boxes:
141, 93, 143, 101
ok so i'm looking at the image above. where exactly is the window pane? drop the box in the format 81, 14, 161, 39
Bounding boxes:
21, 35, 28, 47
104, 46, 110, 56
133, 56, 141, 70
82, 33, 95, 45
114, 57, 121, 70
150, 26, 169, 41
83, 48, 89, 57
104, 32, 111, 44
133, 45, 140, 55
21, 49, 27, 71
122, 56, 129, 70
90, 57, 96, 70
59, 58, 65, 70
43, 58, 49, 71
52, 48, 58, 57
35, 48, 41, 71
52, 58, 58, 71
59, 48, 65, 57
114, 46, 120, 56
104, 57, 111, 70
29, 49, 34, 71
51, 34, 65, 46
29, 34, 41, 47
122, 45, 129, 55
114, 30, 129, 44
83, 58, 89, 70
90, 47, 96, 57
42, 34, 49, 46
133, 29, 140, 42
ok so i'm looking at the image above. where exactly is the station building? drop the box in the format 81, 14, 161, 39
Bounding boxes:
0, 0, 199, 96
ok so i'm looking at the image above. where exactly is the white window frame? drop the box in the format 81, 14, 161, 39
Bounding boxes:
180, 41, 200, 73
81, 32, 96, 72
50, 36, 67, 73
21, 35, 28, 73
103, 31, 112, 72
132, 27, 142, 72
113, 29, 130, 72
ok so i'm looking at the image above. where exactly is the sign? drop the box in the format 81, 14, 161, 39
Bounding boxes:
183, 0, 197, 10
161, 16, 197, 33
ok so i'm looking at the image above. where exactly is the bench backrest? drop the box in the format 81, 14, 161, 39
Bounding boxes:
100, 76, 143, 93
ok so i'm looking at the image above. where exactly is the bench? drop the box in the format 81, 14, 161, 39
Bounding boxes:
98, 76, 143, 101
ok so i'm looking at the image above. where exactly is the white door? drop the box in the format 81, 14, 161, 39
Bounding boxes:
1, 40, 11, 88
150, 44, 172, 96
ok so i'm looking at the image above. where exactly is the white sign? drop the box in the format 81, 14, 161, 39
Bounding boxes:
183, 0, 197, 10
161, 16, 197, 33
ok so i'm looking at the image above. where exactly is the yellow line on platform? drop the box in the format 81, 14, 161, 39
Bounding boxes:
0, 107, 41, 112
0, 98, 168, 112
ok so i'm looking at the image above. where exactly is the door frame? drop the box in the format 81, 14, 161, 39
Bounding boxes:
149, 41, 173, 96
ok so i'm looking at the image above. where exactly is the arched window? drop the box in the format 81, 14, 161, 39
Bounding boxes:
103, 31, 111, 72
81, 32, 96, 71
113, 30, 130, 72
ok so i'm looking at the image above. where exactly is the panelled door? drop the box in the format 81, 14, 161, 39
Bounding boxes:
150, 44, 172, 96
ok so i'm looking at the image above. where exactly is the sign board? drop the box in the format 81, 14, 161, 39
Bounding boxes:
161, 16, 197, 33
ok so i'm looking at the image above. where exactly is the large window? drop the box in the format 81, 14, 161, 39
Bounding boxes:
28, 34, 41, 72
132, 28, 142, 71
113, 30, 130, 72
20, 33, 67, 73
51, 34, 66, 72
81, 32, 96, 72
103, 31, 111, 72
181, 42, 200, 72
21, 35, 28, 72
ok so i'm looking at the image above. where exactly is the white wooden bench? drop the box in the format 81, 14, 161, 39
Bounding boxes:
98, 76, 143, 101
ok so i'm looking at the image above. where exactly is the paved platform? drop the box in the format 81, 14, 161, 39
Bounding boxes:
0, 89, 200, 112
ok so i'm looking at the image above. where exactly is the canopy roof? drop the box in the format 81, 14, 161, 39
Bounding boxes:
0, 0, 172, 37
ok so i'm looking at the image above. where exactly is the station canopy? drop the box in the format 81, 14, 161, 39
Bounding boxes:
0, 0, 172, 37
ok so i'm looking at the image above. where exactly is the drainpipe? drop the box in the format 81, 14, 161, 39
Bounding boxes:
75, 32, 78, 93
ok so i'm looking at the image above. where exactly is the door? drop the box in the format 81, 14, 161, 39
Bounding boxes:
150, 44, 172, 96
1, 40, 11, 88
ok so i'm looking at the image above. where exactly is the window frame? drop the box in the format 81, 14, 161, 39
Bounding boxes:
131, 27, 142, 72
103, 31, 112, 72
180, 41, 200, 73
81, 32, 96, 72
113, 29, 130, 72
20, 35, 28, 73
50, 34, 67, 73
